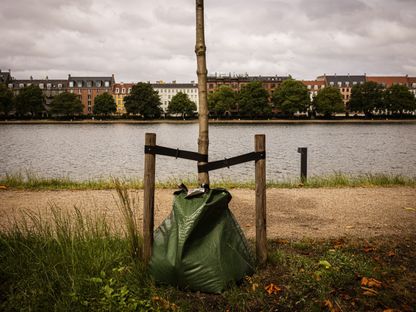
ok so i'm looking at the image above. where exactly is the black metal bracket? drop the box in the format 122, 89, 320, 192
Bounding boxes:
144, 145, 208, 162
198, 151, 265, 173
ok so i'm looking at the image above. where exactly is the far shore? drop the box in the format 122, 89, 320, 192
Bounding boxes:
1, 118, 416, 125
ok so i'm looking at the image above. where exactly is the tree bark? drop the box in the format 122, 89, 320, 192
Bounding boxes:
195, 0, 209, 186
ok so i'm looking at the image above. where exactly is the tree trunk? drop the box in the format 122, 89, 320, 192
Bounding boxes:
195, 0, 209, 186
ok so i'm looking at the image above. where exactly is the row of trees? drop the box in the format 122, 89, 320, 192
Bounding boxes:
0, 82, 197, 118
208, 79, 416, 118
2, 80, 415, 118
209, 80, 345, 118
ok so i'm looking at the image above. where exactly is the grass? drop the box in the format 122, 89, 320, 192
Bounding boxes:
1, 182, 415, 311
1, 171, 415, 190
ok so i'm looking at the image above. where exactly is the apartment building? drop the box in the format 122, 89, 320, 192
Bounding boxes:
300, 80, 326, 102
67, 74, 115, 114
152, 81, 199, 113
207, 74, 289, 96
112, 82, 134, 114
8, 76, 68, 105
317, 75, 366, 107
0, 69, 12, 84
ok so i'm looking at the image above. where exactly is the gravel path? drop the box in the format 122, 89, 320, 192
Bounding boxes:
0, 187, 415, 239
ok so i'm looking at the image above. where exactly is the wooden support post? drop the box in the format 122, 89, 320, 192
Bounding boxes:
143, 133, 156, 264
255, 134, 267, 265
297, 147, 307, 183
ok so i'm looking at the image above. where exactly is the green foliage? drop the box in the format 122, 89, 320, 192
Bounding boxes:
0, 83, 14, 115
49, 92, 83, 116
123, 82, 161, 118
208, 85, 237, 116
384, 84, 416, 114
349, 81, 384, 115
167, 92, 196, 118
238, 81, 271, 118
313, 86, 345, 116
93, 92, 116, 115
271, 79, 309, 115
15, 84, 45, 116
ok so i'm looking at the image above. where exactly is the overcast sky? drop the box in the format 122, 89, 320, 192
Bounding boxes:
1, 0, 415, 82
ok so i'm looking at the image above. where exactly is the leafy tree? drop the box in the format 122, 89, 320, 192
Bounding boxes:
349, 81, 383, 116
313, 86, 344, 117
238, 82, 271, 118
271, 79, 309, 115
384, 84, 416, 115
49, 92, 83, 116
15, 85, 45, 116
208, 85, 237, 117
168, 92, 197, 118
123, 82, 161, 118
93, 92, 116, 115
0, 83, 14, 116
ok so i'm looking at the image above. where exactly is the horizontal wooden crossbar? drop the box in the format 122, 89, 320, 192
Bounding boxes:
144, 145, 208, 162
198, 151, 265, 173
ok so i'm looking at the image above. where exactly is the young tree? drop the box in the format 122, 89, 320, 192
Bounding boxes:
15, 85, 45, 116
168, 92, 197, 118
272, 79, 309, 116
349, 81, 383, 116
238, 81, 271, 118
384, 84, 416, 115
0, 83, 14, 116
49, 92, 83, 116
93, 92, 116, 115
313, 86, 344, 117
124, 82, 161, 118
208, 85, 237, 117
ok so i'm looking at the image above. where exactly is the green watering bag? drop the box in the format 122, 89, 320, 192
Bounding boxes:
149, 188, 254, 293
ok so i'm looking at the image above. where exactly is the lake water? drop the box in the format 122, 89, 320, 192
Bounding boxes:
0, 123, 415, 182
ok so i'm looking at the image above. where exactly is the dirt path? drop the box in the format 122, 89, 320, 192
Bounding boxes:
0, 187, 415, 239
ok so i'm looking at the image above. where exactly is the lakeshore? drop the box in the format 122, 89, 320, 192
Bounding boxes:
1, 118, 416, 125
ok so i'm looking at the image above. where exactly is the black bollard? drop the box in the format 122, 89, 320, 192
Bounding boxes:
297, 147, 307, 182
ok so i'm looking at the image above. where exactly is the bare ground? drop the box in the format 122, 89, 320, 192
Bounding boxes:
0, 187, 415, 239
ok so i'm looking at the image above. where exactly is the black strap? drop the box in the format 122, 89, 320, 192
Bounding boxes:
145, 145, 208, 162
198, 151, 265, 172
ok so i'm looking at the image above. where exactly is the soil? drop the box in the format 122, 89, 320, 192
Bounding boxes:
0, 187, 415, 239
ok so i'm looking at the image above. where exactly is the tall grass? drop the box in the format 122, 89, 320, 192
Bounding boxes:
1, 171, 415, 190
0, 183, 152, 311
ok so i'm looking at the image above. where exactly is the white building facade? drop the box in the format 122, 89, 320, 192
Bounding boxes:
152, 82, 199, 113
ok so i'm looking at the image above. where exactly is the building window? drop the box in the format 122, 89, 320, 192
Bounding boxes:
39, 83, 44, 89
122, 88, 126, 94
104, 81, 110, 87
353, 81, 357, 85
307, 85, 311, 90
58, 84, 62, 88
337, 82, 342, 87
115, 88, 119, 94
88, 89, 91, 94
8, 83, 13, 88
47, 83, 52, 89
96, 81, 102, 87
86, 81, 92, 88
314, 85, 318, 90
330, 82, 334, 86
19, 83, 24, 88
345, 81, 350, 86
88, 107, 91, 113
128, 88, 131, 93
69, 81, 74, 88
77, 81, 83, 88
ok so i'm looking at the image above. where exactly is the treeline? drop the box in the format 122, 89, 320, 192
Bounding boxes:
1, 80, 415, 120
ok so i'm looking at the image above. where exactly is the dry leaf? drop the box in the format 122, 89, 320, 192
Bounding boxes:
388, 250, 396, 257
265, 283, 282, 295
252, 283, 259, 292
361, 286, 379, 296
383, 309, 395, 312
0, 185, 7, 190
403, 207, 415, 212
361, 277, 382, 288
323, 299, 340, 312
363, 246, 375, 253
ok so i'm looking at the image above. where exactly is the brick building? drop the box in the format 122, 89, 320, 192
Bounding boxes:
67, 74, 115, 114
207, 74, 289, 96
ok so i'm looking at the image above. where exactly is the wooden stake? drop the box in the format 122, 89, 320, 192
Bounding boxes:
255, 134, 267, 265
195, 0, 209, 186
143, 133, 156, 264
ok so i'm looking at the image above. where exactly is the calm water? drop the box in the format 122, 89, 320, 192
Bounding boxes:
0, 123, 415, 181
